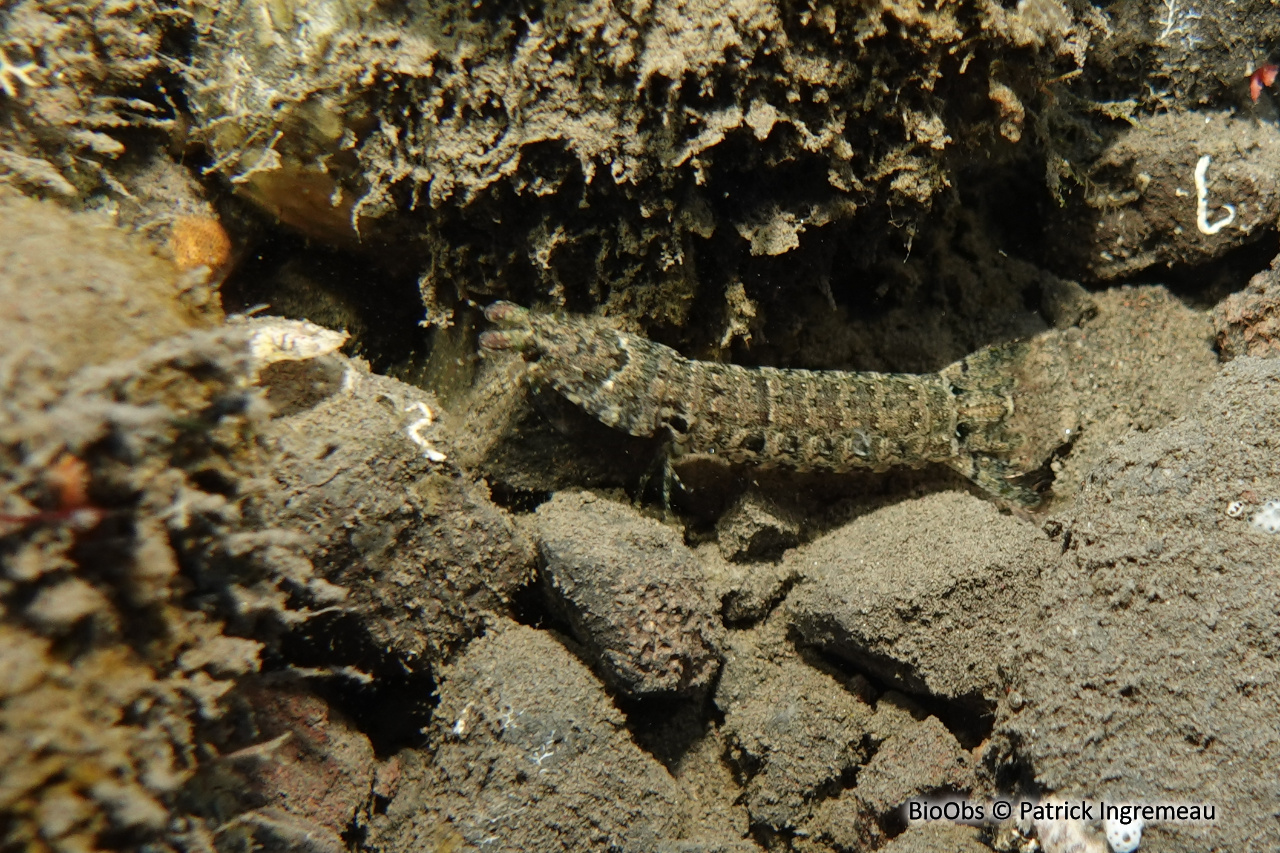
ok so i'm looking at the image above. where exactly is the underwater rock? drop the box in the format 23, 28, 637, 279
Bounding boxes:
714, 618, 872, 830
1050, 112, 1280, 280
0, 0, 171, 199
452, 355, 660, 492
216, 684, 377, 853
367, 620, 688, 852
715, 489, 803, 563
0, 312, 285, 847
877, 822, 990, 853
534, 491, 723, 697
698, 541, 797, 626
853, 715, 976, 818
183, 0, 1106, 334
0, 193, 409, 850
0, 188, 208, 389
255, 358, 536, 671
1214, 252, 1280, 359
1001, 355, 1280, 851
801, 792, 886, 852
786, 491, 1050, 709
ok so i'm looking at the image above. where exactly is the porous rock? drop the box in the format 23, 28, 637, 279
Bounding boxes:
1214, 252, 1280, 359
877, 822, 990, 853
787, 491, 1051, 708
1001, 356, 1280, 851
715, 489, 803, 562
533, 490, 723, 696
715, 618, 872, 830
368, 620, 688, 852
256, 360, 536, 670
853, 715, 976, 818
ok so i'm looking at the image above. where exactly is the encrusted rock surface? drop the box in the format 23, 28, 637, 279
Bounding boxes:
714, 618, 872, 830
1214, 253, 1280, 359
183, 0, 1112, 342
255, 359, 536, 671
366, 620, 694, 852
0, 0, 172, 200
533, 490, 723, 696
787, 491, 1051, 708
1049, 113, 1280, 280
1001, 356, 1280, 851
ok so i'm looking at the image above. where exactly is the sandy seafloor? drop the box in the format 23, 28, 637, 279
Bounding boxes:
3, 1, 1280, 852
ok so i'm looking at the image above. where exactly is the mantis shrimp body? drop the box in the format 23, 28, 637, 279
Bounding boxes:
480, 302, 1075, 505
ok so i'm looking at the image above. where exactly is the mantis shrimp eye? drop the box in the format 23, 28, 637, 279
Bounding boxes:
478, 329, 533, 352
483, 301, 530, 325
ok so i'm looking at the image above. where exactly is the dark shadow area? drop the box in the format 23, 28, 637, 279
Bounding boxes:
799, 642, 996, 751
485, 483, 553, 515
218, 223, 431, 380
615, 690, 724, 772
277, 610, 438, 756
1132, 231, 1280, 309
506, 578, 562, 632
